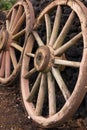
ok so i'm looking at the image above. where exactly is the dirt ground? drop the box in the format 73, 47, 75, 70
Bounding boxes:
0, 80, 87, 130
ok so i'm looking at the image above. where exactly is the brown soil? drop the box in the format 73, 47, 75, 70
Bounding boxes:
0, 81, 87, 130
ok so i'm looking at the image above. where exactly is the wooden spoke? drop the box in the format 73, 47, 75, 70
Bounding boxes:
11, 42, 23, 52
24, 68, 36, 79
6, 20, 10, 30
35, 74, 46, 116
54, 32, 82, 56
53, 11, 75, 49
49, 5, 62, 46
0, 52, 5, 77
47, 72, 56, 116
54, 58, 80, 68
0, 28, 2, 36
11, 5, 23, 31
12, 28, 26, 39
26, 53, 35, 58
12, 12, 26, 34
5, 51, 11, 78
0, 51, 3, 67
45, 14, 51, 44
9, 8, 17, 30
27, 73, 42, 102
10, 48, 17, 69
52, 67, 70, 101
32, 31, 44, 47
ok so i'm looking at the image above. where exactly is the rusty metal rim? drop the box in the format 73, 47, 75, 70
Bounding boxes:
21, 0, 87, 128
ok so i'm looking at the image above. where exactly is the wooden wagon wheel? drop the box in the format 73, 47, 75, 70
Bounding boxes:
0, 0, 35, 85
21, 0, 87, 128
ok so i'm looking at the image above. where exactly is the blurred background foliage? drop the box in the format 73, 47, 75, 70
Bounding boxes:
0, 0, 16, 10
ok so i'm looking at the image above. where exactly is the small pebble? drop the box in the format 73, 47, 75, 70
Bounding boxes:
28, 116, 31, 119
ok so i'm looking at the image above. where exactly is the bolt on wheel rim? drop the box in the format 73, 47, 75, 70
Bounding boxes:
21, 0, 87, 128
0, 0, 35, 85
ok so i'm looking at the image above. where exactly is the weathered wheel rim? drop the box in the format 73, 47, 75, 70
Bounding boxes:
21, 0, 87, 128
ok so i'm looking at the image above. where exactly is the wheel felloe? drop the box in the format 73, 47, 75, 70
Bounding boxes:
0, 29, 9, 51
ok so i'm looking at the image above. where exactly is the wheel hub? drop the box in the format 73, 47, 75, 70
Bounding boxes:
0, 29, 9, 51
34, 46, 51, 72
